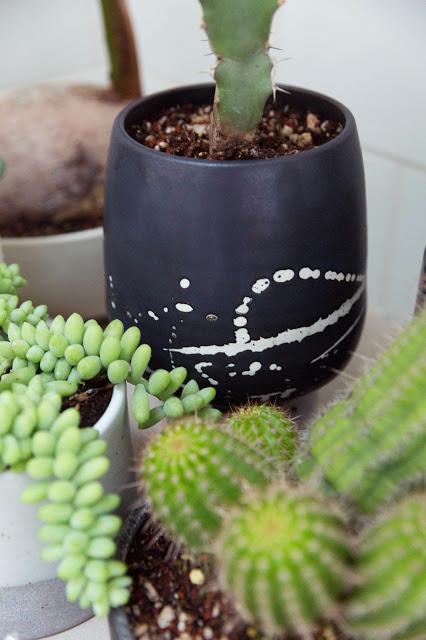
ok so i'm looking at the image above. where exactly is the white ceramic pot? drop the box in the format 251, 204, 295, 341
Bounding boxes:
0, 383, 134, 640
1, 227, 106, 318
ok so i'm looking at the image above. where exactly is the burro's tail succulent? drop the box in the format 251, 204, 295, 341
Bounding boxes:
141, 418, 272, 549
302, 309, 426, 513
216, 487, 351, 637
199, 0, 284, 154
346, 493, 426, 640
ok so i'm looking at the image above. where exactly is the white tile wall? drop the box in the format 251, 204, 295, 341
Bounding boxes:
0, 0, 425, 319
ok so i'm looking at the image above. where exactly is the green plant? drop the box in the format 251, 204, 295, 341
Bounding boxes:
347, 493, 426, 640
217, 487, 351, 637
0, 261, 221, 618
199, 0, 284, 154
0, 263, 219, 426
139, 312, 426, 638
1, 376, 129, 616
141, 418, 272, 549
302, 309, 426, 513
227, 403, 295, 465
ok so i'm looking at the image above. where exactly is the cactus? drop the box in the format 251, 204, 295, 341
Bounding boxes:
216, 487, 351, 636
199, 0, 284, 154
141, 419, 272, 549
227, 403, 296, 465
302, 309, 426, 512
346, 493, 426, 640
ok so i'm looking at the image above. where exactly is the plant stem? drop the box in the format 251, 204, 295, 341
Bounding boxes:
99, 0, 142, 99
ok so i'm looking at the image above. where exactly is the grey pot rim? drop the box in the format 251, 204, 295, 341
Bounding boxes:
108, 507, 149, 640
114, 82, 356, 169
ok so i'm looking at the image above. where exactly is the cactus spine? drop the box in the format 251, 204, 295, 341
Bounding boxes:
217, 487, 351, 636
347, 494, 426, 640
304, 309, 426, 512
141, 419, 272, 549
227, 403, 295, 466
199, 0, 283, 154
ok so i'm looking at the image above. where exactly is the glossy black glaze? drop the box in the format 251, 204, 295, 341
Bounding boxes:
104, 84, 367, 406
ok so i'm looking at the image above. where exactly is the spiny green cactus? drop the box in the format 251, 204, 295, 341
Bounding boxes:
199, 0, 284, 153
216, 487, 351, 636
141, 419, 272, 549
227, 403, 295, 465
346, 493, 426, 640
303, 309, 426, 512
8, 378, 131, 617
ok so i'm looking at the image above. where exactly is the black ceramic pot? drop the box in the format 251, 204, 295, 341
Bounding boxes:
104, 84, 367, 406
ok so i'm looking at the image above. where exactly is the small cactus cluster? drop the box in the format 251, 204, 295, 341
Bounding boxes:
227, 403, 295, 465
217, 487, 350, 637
304, 309, 426, 513
199, 0, 284, 154
140, 311, 426, 639
3, 376, 130, 616
142, 418, 271, 549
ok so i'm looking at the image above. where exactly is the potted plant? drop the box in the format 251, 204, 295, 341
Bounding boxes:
104, 0, 367, 406
0, 261, 218, 639
0, 0, 142, 318
109, 309, 426, 640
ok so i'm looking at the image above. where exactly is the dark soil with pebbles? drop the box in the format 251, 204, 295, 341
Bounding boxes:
125, 516, 351, 640
128, 104, 343, 161
62, 375, 113, 426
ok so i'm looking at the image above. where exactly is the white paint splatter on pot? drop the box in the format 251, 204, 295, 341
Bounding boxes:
229, 372, 237, 378
252, 278, 270, 294
234, 316, 247, 327
235, 297, 252, 315
176, 303, 193, 313
235, 328, 250, 344
126, 310, 132, 319
269, 363, 282, 371
168, 284, 365, 357
111, 300, 116, 309
180, 278, 190, 289
242, 361, 262, 377
250, 388, 297, 401
300, 267, 320, 280
273, 269, 294, 283
194, 362, 218, 386
148, 310, 159, 321
163, 307, 168, 313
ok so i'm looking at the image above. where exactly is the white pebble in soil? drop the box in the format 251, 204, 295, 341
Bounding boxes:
299, 267, 320, 280
157, 605, 175, 629
175, 302, 193, 313
179, 278, 191, 289
242, 361, 262, 376
273, 269, 294, 283
252, 278, 270, 294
